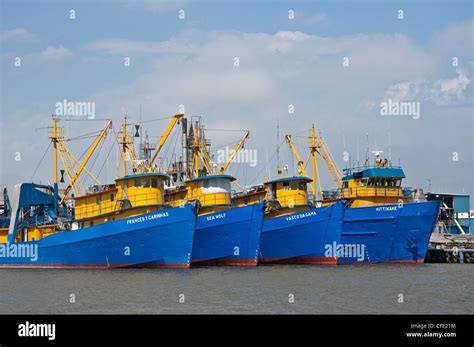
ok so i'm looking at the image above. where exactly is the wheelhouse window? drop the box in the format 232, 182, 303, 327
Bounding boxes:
367, 178, 402, 187
283, 182, 290, 191
143, 178, 150, 188
298, 181, 306, 191
200, 178, 231, 193
151, 178, 158, 188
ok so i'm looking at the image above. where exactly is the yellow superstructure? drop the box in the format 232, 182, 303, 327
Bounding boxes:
0, 230, 7, 243
167, 175, 234, 215
233, 176, 312, 217
74, 173, 169, 228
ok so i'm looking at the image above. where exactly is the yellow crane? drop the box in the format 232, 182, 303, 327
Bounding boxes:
284, 124, 343, 201
149, 113, 184, 167
285, 133, 319, 198
314, 128, 343, 188
218, 131, 250, 174
49, 117, 113, 204
191, 122, 215, 177
117, 118, 145, 175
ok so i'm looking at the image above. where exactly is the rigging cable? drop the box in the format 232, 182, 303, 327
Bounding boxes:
30, 141, 52, 182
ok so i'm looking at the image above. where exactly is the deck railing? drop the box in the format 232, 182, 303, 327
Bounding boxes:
75, 191, 163, 219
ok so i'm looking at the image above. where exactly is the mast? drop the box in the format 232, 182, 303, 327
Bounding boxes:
310, 125, 317, 201
276, 121, 281, 175
51, 116, 59, 212
193, 122, 199, 178
181, 116, 188, 180
121, 118, 127, 176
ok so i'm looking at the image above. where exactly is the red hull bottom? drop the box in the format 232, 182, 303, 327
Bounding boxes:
191, 258, 257, 267
261, 257, 425, 265
0, 263, 190, 269
127, 263, 190, 269
261, 256, 338, 265
337, 259, 425, 265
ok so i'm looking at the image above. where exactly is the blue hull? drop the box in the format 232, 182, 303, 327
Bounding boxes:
0, 205, 196, 269
260, 202, 344, 264
191, 202, 265, 266
336, 201, 440, 264
260, 200, 440, 265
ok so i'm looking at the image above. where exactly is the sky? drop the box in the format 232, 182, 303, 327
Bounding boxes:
0, 0, 473, 203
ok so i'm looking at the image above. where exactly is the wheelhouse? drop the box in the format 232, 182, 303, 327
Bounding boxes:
74, 172, 169, 227
166, 174, 235, 214
323, 166, 411, 208
265, 176, 312, 210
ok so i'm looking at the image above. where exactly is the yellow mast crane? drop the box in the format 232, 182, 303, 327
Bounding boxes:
117, 118, 144, 175
284, 124, 343, 200
313, 127, 343, 188
149, 113, 184, 167
58, 119, 113, 204
218, 131, 250, 174
118, 118, 128, 176
48, 116, 61, 211
310, 125, 323, 200
193, 123, 200, 178
198, 129, 214, 173
189, 122, 215, 177
284, 133, 318, 198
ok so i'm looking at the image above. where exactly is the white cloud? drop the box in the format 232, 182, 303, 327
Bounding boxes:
431, 20, 474, 54
84, 37, 194, 56
33, 46, 73, 63
436, 69, 470, 101
0, 28, 36, 42
382, 69, 471, 106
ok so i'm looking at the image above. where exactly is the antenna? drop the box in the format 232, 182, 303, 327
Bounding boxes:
139, 104, 143, 155
356, 136, 360, 168
366, 133, 369, 160
276, 120, 281, 176
365, 133, 370, 168
342, 124, 347, 169
388, 131, 392, 163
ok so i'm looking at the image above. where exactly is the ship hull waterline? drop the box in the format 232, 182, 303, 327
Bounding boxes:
0, 205, 197, 269
259, 202, 344, 265
191, 201, 265, 267
336, 201, 440, 264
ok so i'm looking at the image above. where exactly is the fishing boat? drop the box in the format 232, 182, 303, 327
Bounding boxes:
233, 125, 440, 264
234, 176, 343, 265
146, 115, 265, 266
0, 117, 196, 269
322, 153, 440, 264
167, 175, 265, 266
